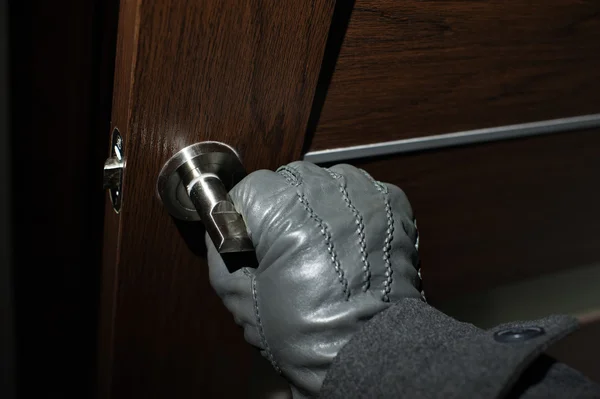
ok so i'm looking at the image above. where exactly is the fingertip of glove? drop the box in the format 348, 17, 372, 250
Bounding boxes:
229, 169, 284, 210
231, 169, 283, 194
234, 169, 279, 189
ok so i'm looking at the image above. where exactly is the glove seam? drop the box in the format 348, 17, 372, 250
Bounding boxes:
381, 191, 395, 302
251, 275, 282, 373
326, 169, 372, 292
276, 166, 302, 186
413, 219, 427, 302
359, 168, 395, 302
297, 192, 350, 299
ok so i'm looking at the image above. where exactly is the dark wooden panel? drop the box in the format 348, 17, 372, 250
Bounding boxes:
9, 0, 118, 397
353, 129, 600, 303
309, 0, 600, 151
99, 1, 335, 397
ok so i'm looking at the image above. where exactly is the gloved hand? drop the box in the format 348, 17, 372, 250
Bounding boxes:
206, 161, 424, 397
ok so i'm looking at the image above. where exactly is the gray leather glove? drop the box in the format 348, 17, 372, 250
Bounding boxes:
206, 161, 423, 397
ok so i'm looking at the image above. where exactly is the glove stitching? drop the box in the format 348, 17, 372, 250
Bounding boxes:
414, 219, 427, 302
362, 169, 425, 302
251, 275, 282, 373
297, 193, 350, 299
381, 193, 395, 302
242, 267, 253, 278
359, 169, 395, 302
414, 219, 420, 251
276, 166, 302, 186
358, 168, 389, 194
326, 169, 371, 292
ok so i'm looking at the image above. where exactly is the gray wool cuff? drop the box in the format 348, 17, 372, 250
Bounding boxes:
319, 298, 596, 398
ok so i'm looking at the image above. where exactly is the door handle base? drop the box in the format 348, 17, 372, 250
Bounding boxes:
157, 141, 253, 253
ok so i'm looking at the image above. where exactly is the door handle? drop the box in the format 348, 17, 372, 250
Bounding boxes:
157, 142, 253, 253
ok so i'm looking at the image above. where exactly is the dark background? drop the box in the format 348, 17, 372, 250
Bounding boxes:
4, 0, 119, 397
2, 0, 13, 396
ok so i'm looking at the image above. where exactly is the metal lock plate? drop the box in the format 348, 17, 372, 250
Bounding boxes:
103, 128, 125, 213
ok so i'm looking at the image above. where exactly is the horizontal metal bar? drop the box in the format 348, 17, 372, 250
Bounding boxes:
303, 114, 600, 164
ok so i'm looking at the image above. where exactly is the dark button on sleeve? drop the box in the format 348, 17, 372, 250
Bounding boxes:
494, 326, 545, 343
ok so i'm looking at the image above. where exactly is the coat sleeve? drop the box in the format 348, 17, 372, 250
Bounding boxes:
319, 298, 600, 398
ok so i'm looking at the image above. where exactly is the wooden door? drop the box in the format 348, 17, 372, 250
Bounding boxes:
99, 1, 336, 397
99, 0, 600, 397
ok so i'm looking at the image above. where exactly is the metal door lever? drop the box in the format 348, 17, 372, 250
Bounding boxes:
157, 142, 253, 253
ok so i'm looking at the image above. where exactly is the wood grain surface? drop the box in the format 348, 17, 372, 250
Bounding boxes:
99, 0, 335, 397
352, 129, 600, 303
309, 0, 600, 151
